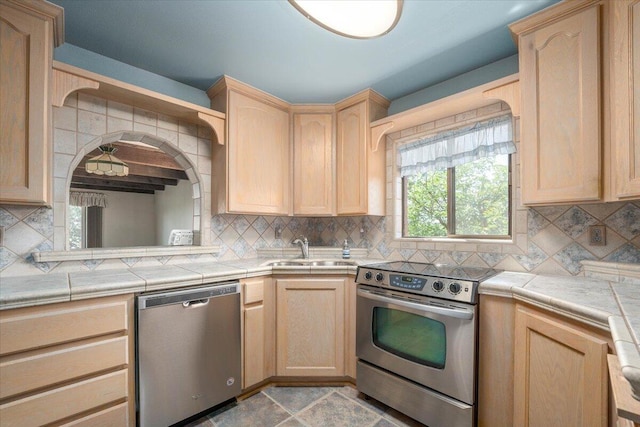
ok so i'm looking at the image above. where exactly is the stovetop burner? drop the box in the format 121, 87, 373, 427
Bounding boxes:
355, 261, 501, 304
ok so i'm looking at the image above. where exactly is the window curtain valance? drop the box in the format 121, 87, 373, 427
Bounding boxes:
398, 114, 516, 177
69, 191, 107, 208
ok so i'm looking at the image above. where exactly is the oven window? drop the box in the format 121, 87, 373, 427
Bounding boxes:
372, 307, 446, 369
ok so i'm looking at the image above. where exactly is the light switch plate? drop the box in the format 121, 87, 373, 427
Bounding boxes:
589, 225, 606, 246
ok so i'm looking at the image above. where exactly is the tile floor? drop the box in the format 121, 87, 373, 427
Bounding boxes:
185, 385, 426, 427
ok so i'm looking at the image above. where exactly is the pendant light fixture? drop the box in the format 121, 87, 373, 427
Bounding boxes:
289, 0, 403, 39
85, 145, 129, 177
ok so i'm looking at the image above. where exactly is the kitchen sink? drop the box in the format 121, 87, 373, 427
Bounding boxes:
265, 261, 307, 266
307, 260, 356, 266
263, 260, 357, 267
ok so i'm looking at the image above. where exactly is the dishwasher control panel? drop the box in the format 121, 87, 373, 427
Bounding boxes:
138, 282, 239, 309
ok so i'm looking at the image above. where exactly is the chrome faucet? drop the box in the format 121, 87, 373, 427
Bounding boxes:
292, 236, 309, 259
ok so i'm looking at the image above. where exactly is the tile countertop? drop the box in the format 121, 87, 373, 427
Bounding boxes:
0, 258, 638, 401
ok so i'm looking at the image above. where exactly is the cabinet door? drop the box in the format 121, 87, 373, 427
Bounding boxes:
519, 4, 601, 204
0, 2, 52, 205
293, 113, 333, 215
276, 278, 345, 377
241, 277, 275, 390
611, 0, 640, 199
336, 102, 368, 214
227, 90, 290, 214
344, 276, 357, 379
478, 296, 516, 427
513, 306, 608, 427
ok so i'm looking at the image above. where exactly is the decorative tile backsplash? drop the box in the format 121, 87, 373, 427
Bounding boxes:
1, 98, 639, 277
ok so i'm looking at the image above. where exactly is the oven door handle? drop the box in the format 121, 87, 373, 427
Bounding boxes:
357, 288, 473, 320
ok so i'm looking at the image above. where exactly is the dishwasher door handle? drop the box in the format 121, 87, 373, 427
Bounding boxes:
182, 299, 210, 308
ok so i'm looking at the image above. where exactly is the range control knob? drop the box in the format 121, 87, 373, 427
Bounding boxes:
432, 280, 444, 292
449, 282, 462, 295
364, 271, 373, 280
375, 272, 384, 282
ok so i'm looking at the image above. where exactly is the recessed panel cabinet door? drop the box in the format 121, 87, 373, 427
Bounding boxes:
518, 4, 601, 204
227, 91, 290, 214
293, 113, 333, 215
513, 306, 608, 427
611, 0, 640, 199
0, 2, 53, 205
336, 102, 367, 214
276, 278, 345, 377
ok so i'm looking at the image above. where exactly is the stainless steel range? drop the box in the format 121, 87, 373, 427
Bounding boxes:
355, 261, 499, 427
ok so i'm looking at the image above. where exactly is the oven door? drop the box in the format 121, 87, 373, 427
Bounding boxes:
356, 284, 477, 405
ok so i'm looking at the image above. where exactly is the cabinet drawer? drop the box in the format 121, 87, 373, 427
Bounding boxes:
243, 279, 265, 305
0, 336, 128, 400
0, 300, 128, 355
60, 402, 129, 427
0, 369, 128, 427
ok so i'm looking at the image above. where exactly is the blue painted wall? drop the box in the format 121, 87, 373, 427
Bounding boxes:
54, 44, 211, 108
386, 55, 519, 115
55, 43, 518, 115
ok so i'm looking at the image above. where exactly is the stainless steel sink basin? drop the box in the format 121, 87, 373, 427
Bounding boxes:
307, 260, 356, 266
265, 261, 307, 266
263, 260, 357, 267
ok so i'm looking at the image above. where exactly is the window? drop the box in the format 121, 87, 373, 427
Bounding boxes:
399, 115, 515, 239
68, 191, 106, 249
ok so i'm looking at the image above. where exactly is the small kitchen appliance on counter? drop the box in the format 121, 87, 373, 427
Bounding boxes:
355, 261, 500, 427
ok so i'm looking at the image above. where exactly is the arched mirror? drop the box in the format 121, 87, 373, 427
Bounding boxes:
67, 140, 194, 249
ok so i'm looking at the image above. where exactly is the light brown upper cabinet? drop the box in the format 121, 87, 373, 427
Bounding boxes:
0, 0, 63, 206
610, 0, 640, 199
292, 109, 334, 215
208, 77, 291, 215
511, 0, 602, 205
336, 91, 389, 215
512, 0, 640, 205
208, 78, 390, 216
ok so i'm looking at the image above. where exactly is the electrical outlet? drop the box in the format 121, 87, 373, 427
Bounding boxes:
589, 225, 606, 246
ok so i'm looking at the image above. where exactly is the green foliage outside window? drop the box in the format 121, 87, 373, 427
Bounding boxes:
405, 155, 510, 238
68, 205, 83, 249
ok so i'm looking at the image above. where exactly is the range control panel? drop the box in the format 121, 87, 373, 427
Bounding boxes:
355, 268, 478, 304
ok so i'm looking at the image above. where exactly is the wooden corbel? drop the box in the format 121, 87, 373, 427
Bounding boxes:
52, 69, 99, 107
482, 81, 521, 117
196, 112, 225, 145
370, 122, 395, 152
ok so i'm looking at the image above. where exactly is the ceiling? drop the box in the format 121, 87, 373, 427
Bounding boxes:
50, 0, 559, 104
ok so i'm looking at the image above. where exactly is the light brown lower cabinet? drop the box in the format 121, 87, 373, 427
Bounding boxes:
479, 297, 615, 427
478, 295, 516, 427
241, 277, 275, 390
0, 294, 135, 426
513, 304, 609, 427
275, 277, 346, 377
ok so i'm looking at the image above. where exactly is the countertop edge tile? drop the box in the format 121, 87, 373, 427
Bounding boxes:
511, 289, 611, 331
610, 315, 635, 343
616, 340, 640, 400
0, 273, 71, 311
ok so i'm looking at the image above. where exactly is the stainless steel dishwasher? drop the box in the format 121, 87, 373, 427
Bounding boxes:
136, 281, 241, 427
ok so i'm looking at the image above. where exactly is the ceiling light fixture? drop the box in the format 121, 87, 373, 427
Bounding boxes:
85, 145, 129, 176
289, 0, 403, 39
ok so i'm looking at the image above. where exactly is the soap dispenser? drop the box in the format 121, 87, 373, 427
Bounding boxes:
342, 239, 350, 259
